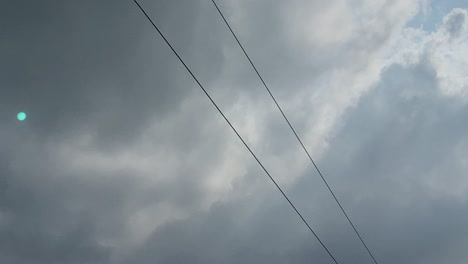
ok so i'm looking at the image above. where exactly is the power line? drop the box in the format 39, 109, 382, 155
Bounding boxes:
132, 1, 340, 263
210, 1, 379, 264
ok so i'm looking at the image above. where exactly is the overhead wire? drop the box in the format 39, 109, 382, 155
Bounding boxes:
132, 1, 341, 263
210, 1, 379, 264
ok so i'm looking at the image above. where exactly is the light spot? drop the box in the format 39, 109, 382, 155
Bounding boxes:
17, 112, 27, 121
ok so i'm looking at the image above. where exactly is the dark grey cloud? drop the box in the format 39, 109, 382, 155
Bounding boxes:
316, 57, 468, 264
121, 44, 468, 264
2, 0, 468, 264
123, 188, 335, 264
124, 16, 468, 263
0, 0, 229, 151
0, 0, 232, 262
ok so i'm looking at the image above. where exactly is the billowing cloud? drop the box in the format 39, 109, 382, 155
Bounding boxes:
1, 0, 468, 263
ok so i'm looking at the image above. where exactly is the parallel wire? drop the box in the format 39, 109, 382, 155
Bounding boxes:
210, 1, 379, 264
133, 1, 340, 263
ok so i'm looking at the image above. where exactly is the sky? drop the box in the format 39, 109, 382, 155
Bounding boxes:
1, 0, 468, 263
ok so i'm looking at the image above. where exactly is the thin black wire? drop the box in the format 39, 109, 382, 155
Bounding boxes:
132, 1, 340, 263
210, 1, 379, 264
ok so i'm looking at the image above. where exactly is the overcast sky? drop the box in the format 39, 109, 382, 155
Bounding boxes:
1, 0, 468, 263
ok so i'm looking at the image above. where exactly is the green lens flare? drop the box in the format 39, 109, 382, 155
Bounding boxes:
17, 112, 27, 121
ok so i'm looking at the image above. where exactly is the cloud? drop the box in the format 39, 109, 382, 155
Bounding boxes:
2, 0, 468, 263
443, 8, 468, 39
0, 0, 234, 262
317, 58, 468, 264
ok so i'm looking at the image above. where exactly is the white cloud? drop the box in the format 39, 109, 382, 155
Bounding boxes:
389, 8, 468, 99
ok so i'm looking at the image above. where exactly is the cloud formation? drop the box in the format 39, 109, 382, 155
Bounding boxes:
1, 0, 468, 263
443, 8, 468, 39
